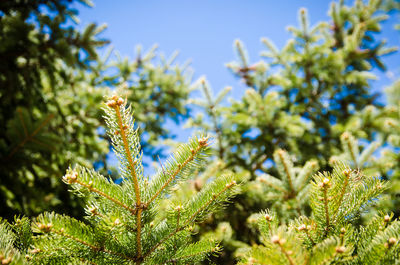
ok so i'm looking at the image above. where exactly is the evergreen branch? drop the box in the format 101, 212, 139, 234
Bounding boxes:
359, 218, 400, 263
167, 240, 218, 264
34, 213, 140, 263
341, 132, 358, 167
332, 169, 350, 222
145, 136, 210, 204
270, 234, 297, 265
63, 168, 135, 214
50, 228, 100, 252
0, 219, 20, 264
78, 179, 135, 213
40, 227, 138, 261
50, 229, 138, 262
105, 96, 144, 261
294, 160, 318, 191
111, 102, 141, 204
297, 223, 316, 246
184, 180, 236, 226
305, 230, 315, 246
30, 138, 54, 150
18, 108, 28, 137
257, 174, 286, 193
146, 142, 204, 206
8, 111, 54, 158
143, 228, 179, 260
143, 179, 236, 260
309, 237, 348, 265
255, 210, 278, 238
278, 243, 295, 265
275, 149, 295, 194
322, 178, 331, 236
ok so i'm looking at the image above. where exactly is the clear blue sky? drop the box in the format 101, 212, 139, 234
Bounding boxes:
75, 0, 399, 92
74, 0, 399, 170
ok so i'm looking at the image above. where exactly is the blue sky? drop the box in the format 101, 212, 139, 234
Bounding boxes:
75, 0, 399, 92
74, 0, 399, 171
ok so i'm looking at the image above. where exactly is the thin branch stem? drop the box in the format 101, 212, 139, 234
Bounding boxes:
113, 104, 143, 261
143, 182, 235, 259
346, 139, 358, 167
304, 230, 315, 245
51, 228, 138, 262
8, 112, 54, 158
258, 178, 286, 193
146, 145, 203, 206
322, 185, 330, 236
75, 179, 135, 213
184, 182, 235, 227
278, 244, 295, 265
277, 150, 295, 194
166, 248, 213, 264
333, 170, 350, 222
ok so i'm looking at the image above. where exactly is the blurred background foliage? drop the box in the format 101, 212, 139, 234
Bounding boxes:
0, 0, 192, 219
0, 0, 399, 264
185, 0, 400, 263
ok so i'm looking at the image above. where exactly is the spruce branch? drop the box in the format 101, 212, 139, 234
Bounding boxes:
7, 109, 55, 158
257, 174, 286, 193
146, 137, 207, 206
166, 239, 219, 264
275, 149, 296, 196
321, 177, 331, 236
297, 224, 315, 246
106, 97, 142, 202
143, 176, 236, 259
145, 135, 210, 205
270, 235, 295, 265
183, 177, 236, 226
25, 96, 237, 264
341, 132, 359, 167
332, 168, 351, 222
63, 167, 136, 214
105, 96, 143, 260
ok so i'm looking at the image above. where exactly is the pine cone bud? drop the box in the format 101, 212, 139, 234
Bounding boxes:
298, 224, 306, 231
106, 99, 117, 108
31, 248, 41, 254
1, 257, 12, 264
389, 237, 397, 246
198, 137, 209, 147
116, 98, 124, 106
194, 178, 203, 191
89, 207, 98, 216
319, 177, 330, 188
335, 246, 346, 253
271, 235, 280, 244
63, 171, 78, 184
384, 215, 390, 222
265, 214, 272, 222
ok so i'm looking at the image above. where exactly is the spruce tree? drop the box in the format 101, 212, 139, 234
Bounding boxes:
0, 0, 193, 219
185, 0, 400, 263
0, 95, 237, 264
239, 164, 400, 265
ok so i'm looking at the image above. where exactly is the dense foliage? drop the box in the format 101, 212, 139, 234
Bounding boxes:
0, 0, 399, 264
240, 164, 399, 265
1, 96, 237, 264
186, 0, 400, 263
0, 0, 192, 219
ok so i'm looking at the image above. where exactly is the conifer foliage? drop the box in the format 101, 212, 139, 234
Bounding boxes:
0, 96, 237, 264
240, 164, 400, 265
